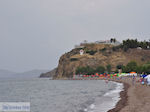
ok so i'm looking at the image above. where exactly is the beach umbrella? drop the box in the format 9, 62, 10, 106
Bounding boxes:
130, 72, 137, 76
113, 74, 117, 77
100, 74, 103, 77
83, 75, 86, 77
145, 75, 150, 79
142, 74, 147, 78
116, 74, 119, 77
130, 72, 136, 74
145, 75, 150, 82
145, 75, 150, 84
107, 74, 110, 77
121, 73, 126, 76
110, 74, 113, 78
95, 73, 99, 76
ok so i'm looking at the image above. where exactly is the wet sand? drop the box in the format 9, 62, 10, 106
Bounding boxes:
108, 77, 150, 112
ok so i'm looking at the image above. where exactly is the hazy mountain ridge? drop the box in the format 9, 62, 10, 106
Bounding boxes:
0, 69, 49, 78
0, 69, 17, 78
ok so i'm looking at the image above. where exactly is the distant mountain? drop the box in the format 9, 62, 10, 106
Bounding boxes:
15, 69, 49, 78
0, 69, 49, 78
0, 69, 16, 78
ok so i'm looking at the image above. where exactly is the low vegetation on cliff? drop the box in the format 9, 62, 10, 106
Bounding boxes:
112, 39, 150, 52
75, 61, 150, 75
118, 61, 150, 74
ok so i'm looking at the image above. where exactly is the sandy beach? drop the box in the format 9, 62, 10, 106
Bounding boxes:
108, 77, 150, 112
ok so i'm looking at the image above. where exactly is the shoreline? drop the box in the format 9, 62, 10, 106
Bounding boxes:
108, 81, 130, 112
107, 77, 150, 112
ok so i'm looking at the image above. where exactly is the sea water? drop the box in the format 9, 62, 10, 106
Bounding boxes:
0, 78, 123, 112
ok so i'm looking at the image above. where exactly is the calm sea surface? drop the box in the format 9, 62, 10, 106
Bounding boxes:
0, 78, 123, 112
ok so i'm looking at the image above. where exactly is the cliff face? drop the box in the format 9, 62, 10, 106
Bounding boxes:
40, 68, 57, 78
53, 43, 150, 79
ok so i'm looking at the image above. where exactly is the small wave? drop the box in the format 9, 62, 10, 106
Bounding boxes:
94, 82, 124, 112
90, 104, 95, 109
82, 103, 96, 112
104, 83, 123, 97
84, 108, 88, 111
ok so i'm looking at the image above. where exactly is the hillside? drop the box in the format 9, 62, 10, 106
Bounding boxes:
52, 43, 150, 79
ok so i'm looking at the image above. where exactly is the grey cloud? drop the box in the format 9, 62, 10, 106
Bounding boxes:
0, 0, 150, 72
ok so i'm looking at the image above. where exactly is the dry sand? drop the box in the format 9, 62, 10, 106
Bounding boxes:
108, 77, 150, 112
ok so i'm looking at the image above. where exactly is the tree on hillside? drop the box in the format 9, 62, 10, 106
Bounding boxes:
126, 61, 137, 72
116, 65, 124, 69
75, 66, 95, 75
76, 67, 84, 74
114, 38, 116, 43
86, 66, 95, 75
110, 38, 116, 43
106, 64, 111, 73
121, 39, 150, 51
95, 66, 105, 74
145, 65, 150, 74
110, 38, 114, 43
135, 66, 143, 74
122, 61, 137, 73
123, 39, 138, 49
141, 64, 150, 74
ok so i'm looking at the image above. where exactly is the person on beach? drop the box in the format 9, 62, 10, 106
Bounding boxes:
105, 79, 108, 84
141, 77, 145, 85
147, 79, 150, 86
132, 75, 136, 85
145, 75, 150, 86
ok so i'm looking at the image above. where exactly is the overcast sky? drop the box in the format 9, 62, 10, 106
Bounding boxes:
0, 0, 150, 72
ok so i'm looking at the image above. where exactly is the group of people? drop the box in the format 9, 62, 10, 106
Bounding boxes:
132, 73, 150, 86
139, 77, 150, 86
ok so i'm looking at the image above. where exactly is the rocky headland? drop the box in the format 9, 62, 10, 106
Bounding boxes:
41, 39, 150, 79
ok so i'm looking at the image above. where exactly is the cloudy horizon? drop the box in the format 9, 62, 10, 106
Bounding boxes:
0, 0, 150, 72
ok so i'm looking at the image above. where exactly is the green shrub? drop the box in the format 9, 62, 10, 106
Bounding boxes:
112, 46, 121, 51
100, 48, 106, 52
112, 47, 117, 51
95, 66, 105, 74
70, 58, 78, 61
76, 65, 106, 75
116, 65, 124, 69
86, 50, 97, 55
75, 66, 95, 75
141, 57, 145, 61
106, 64, 111, 73
122, 39, 150, 50
123, 45, 128, 52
